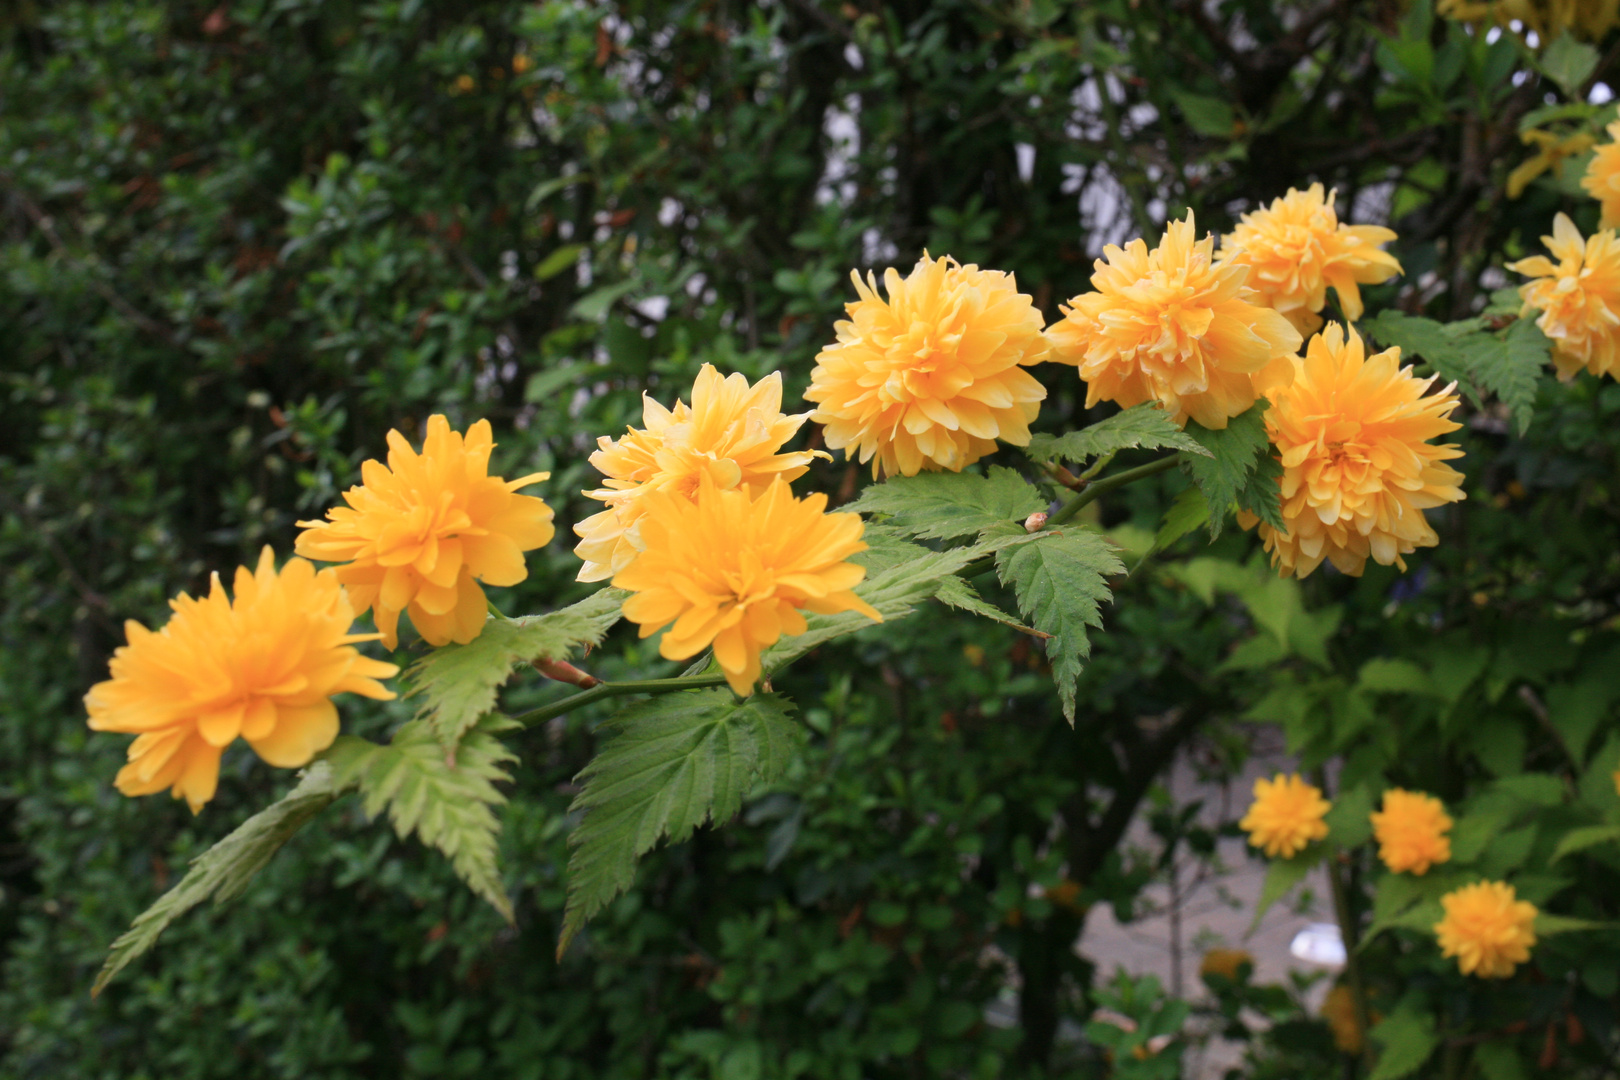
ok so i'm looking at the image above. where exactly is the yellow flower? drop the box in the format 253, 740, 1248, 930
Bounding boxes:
805, 253, 1049, 477
1245, 324, 1465, 578
1438, 0, 1620, 42
1047, 212, 1303, 430
1320, 985, 1367, 1056
614, 477, 882, 696
1239, 773, 1330, 858
1582, 122, 1620, 229
1511, 213, 1620, 382
1507, 128, 1597, 200
1435, 880, 1538, 979
1371, 788, 1453, 875
1218, 184, 1402, 335
84, 549, 398, 813
573, 364, 821, 582
296, 415, 555, 648
1198, 948, 1253, 982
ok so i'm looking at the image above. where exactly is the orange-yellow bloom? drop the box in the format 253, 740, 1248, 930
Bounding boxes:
1245, 324, 1465, 578
296, 415, 555, 648
573, 364, 820, 582
805, 253, 1049, 477
1047, 212, 1303, 429
1507, 129, 1597, 200
1239, 773, 1330, 858
1371, 789, 1453, 875
1320, 984, 1369, 1056
1198, 948, 1253, 982
1438, 0, 1620, 42
1583, 122, 1620, 229
85, 549, 398, 812
1511, 213, 1620, 382
1435, 881, 1538, 979
614, 478, 882, 696
1218, 184, 1402, 335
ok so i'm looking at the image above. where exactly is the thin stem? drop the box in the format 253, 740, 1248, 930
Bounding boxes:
1327, 843, 1375, 1074
1046, 455, 1179, 528
508, 674, 730, 728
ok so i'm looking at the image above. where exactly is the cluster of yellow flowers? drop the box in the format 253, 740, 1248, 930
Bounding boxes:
1439, 0, 1620, 43
1241, 775, 1538, 979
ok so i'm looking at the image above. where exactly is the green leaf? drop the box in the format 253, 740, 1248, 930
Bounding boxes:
1247, 845, 1324, 934
934, 575, 1045, 637
1359, 657, 1434, 695
1170, 88, 1237, 137
1471, 317, 1548, 435
996, 527, 1124, 722
1551, 824, 1620, 863
93, 762, 350, 995
1360, 311, 1478, 399
1024, 404, 1208, 466
327, 715, 519, 921
1150, 486, 1210, 555
1324, 785, 1377, 849
1536, 912, 1615, 935
848, 523, 931, 576
843, 466, 1044, 540
524, 362, 587, 403
1234, 451, 1285, 533
1473, 1042, 1531, 1080
1181, 405, 1272, 539
406, 589, 625, 748
1539, 32, 1600, 96
532, 242, 586, 281
559, 690, 802, 955
1369, 1003, 1439, 1080
570, 276, 640, 321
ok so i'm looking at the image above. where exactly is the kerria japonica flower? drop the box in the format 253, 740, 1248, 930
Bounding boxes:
1582, 122, 1620, 229
804, 253, 1049, 477
613, 477, 881, 696
573, 364, 821, 582
1435, 881, 1538, 979
85, 549, 398, 812
296, 416, 555, 648
1239, 772, 1330, 858
1217, 184, 1402, 335
1371, 788, 1453, 875
1242, 324, 1465, 579
1511, 213, 1620, 382
1046, 212, 1303, 429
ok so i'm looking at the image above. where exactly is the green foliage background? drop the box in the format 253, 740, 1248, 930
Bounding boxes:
3, 1, 1620, 1077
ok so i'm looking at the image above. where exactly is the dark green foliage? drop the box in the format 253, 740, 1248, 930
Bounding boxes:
1181, 406, 1279, 538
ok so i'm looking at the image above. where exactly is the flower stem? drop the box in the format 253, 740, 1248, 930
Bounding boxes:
1327, 842, 1376, 1073
1045, 455, 1179, 528
508, 674, 730, 728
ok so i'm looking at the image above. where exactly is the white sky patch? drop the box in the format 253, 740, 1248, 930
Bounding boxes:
1592, 82, 1615, 105
1015, 143, 1035, 184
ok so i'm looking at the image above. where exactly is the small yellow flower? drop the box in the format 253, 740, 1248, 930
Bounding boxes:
1198, 948, 1253, 981
1507, 128, 1597, 200
1511, 213, 1620, 382
1218, 184, 1402, 335
1583, 122, 1620, 229
1240, 773, 1330, 858
85, 549, 399, 813
1047, 212, 1303, 430
451, 74, 475, 94
805, 253, 1049, 477
1435, 881, 1538, 979
1438, 0, 1620, 42
1320, 984, 1367, 1056
1371, 789, 1453, 875
296, 415, 555, 648
573, 364, 820, 582
1244, 324, 1465, 578
614, 477, 882, 696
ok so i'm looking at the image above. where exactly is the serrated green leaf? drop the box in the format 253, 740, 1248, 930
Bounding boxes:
996, 527, 1124, 722
934, 575, 1045, 637
1150, 486, 1210, 556
1369, 1003, 1439, 1080
93, 762, 350, 995
843, 465, 1044, 540
849, 523, 931, 575
1247, 844, 1325, 934
1471, 317, 1547, 435
406, 589, 625, 748
1361, 311, 1480, 401
559, 690, 802, 955
1235, 449, 1285, 532
1181, 405, 1272, 539
327, 715, 518, 921
1539, 32, 1599, 96
1024, 404, 1209, 466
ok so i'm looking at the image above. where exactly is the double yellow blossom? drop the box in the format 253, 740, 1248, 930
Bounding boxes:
85, 549, 398, 812
1435, 881, 1538, 979
1047, 212, 1302, 430
296, 415, 555, 648
1583, 121, 1620, 229
1507, 128, 1597, 200
1245, 324, 1465, 578
614, 478, 881, 696
1240, 772, 1330, 858
1370, 788, 1453, 875
1511, 213, 1620, 382
573, 364, 820, 582
805, 253, 1049, 477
